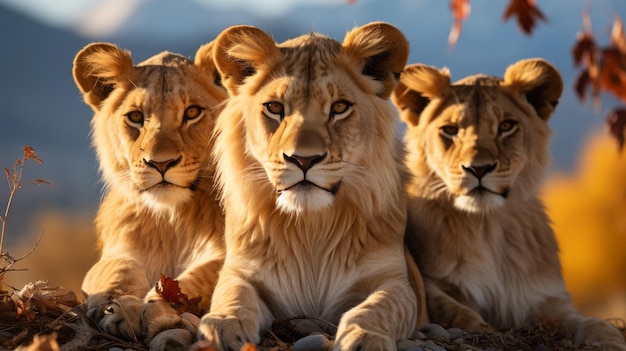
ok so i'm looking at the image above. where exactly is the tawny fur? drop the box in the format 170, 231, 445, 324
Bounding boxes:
194, 23, 427, 351
73, 42, 227, 348
393, 58, 626, 350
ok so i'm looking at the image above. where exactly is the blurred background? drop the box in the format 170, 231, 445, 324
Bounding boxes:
0, 0, 624, 322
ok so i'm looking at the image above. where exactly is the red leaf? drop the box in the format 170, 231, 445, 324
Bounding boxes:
33, 179, 52, 186
448, 0, 471, 47
574, 69, 591, 102
599, 47, 626, 102
3, 168, 9, 180
22, 145, 42, 164
156, 274, 185, 304
607, 108, 626, 150
611, 16, 626, 52
503, 0, 546, 35
572, 32, 597, 67
240, 343, 257, 351
155, 274, 203, 315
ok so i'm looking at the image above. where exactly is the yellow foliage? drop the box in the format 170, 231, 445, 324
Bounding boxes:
543, 133, 626, 319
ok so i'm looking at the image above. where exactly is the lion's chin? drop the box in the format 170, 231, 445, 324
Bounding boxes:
139, 184, 193, 215
453, 189, 506, 213
276, 186, 335, 214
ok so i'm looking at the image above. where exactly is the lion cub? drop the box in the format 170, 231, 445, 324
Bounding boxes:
393, 59, 626, 349
73, 42, 227, 348
194, 23, 427, 351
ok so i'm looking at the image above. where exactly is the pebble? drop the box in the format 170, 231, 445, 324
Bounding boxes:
447, 327, 466, 340
292, 334, 331, 351
422, 340, 447, 351
398, 338, 425, 351
421, 323, 450, 342
412, 331, 426, 340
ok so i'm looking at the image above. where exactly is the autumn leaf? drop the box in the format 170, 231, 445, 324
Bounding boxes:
155, 274, 203, 315
572, 32, 598, 67
22, 145, 42, 164
33, 179, 52, 186
611, 15, 626, 52
448, 0, 471, 47
503, 0, 546, 35
240, 343, 257, 351
607, 108, 626, 150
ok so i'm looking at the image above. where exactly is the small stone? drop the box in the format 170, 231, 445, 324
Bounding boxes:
412, 331, 427, 340
447, 327, 466, 340
422, 340, 447, 351
535, 344, 549, 351
397, 339, 424, 351
292, 334, 331, 351
485, 347, 498, 351
452, 337, 465, 344
559, 339, 573, 347
421, 323, 450, 342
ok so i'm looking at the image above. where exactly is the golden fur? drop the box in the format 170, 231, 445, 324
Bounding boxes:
73, 42, 227, 348
194, 23, 427, 351
393, 58, 626, 349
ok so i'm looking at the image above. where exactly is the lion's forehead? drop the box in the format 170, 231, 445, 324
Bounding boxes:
438, 84, 522, 127
274, 35, 344, 97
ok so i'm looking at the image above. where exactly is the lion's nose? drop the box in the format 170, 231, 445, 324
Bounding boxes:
283, 152, 327, 172
462, 163, 497, 179
143, 157, 182, 175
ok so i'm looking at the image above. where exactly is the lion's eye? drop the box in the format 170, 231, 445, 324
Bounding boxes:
184, 105, 204, 122
498, 120, 518, 137
440, 125, 459, 138
263, 101, 284, 121
330, 100, 353, 120
125, 111, 144, 126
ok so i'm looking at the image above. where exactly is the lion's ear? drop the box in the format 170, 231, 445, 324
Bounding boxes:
392, 64, 451, 127
342, 22, 409, 99
213, 25, 279, 96
73, 42, 135, 111
194, 41, 225, 90
502, 58, 563, 121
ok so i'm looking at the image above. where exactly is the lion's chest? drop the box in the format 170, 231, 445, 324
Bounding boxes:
250, 250, 363, 323
440, 220, 562, 329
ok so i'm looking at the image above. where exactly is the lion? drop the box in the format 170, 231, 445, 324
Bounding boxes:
73, 42, 227, 348
193, 22, 428, 351
392, 58, 626, 349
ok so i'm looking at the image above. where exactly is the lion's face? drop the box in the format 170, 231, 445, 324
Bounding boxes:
213, 24, 409, 214
73, 43, 227, 214
393, 59, 563, 213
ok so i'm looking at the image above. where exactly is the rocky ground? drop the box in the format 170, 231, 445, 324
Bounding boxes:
1, 281, 623, 351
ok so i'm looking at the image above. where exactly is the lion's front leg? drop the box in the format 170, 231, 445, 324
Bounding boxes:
194, 267, 267, 351
83, 257, 151, 342
334, 281, 418, 351
142, 258, 223, 350
423, 279, 492, 332
540, 296, 626, 350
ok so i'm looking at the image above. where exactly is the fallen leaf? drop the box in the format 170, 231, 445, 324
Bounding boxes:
448, 0, 471, 47
22, 145, 42, 164
155, 274, 203, 315
503, 0, 546, 35
607, 108, 626, 150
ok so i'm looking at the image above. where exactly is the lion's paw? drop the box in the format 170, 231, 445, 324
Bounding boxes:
195, 316, 259, 351
333, 324, 395, 351
86, 293, 143, 341
149, 328, 194, 351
